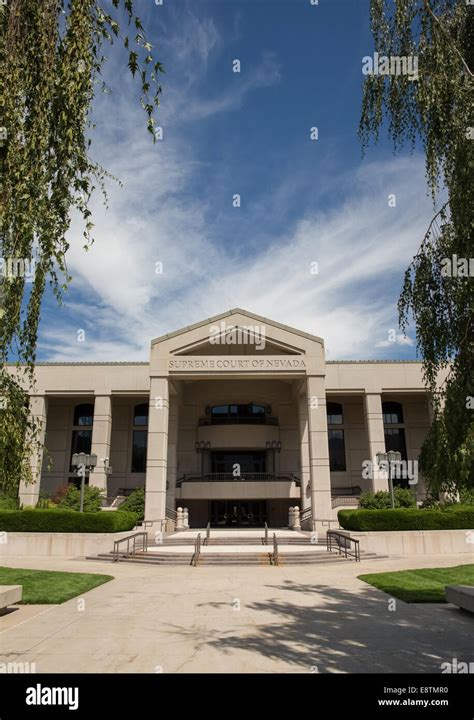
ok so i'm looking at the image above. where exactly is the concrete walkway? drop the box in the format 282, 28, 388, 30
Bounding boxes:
0, 553, 472, 673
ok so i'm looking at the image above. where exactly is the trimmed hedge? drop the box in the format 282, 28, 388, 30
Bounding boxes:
338, 505, 474, 532
0, 509, 138, 533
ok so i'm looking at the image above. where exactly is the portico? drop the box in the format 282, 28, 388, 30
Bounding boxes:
12, 309, 435, 528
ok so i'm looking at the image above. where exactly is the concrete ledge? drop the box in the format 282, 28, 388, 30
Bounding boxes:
0, 585, 22, 609
445, 585, 474, 613
0, 531, 135, 558
350, 529, 474, 556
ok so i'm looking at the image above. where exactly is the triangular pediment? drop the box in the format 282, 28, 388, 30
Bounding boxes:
151, 309, 324, 358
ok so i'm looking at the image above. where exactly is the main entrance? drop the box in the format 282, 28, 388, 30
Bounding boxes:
210, 500, 267, 527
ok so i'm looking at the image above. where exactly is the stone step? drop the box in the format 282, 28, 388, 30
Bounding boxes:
161, 538, 326, 547
87, 550, 385, 566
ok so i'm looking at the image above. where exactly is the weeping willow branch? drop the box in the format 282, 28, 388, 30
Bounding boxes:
0, 0, 164, 493
360, 0, 473, 494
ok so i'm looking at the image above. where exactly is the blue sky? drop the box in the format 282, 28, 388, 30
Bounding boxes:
37, 0, 441, 361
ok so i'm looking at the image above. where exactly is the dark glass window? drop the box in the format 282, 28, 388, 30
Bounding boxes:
327, 402, 343, 425
209, 404, 268, 421
132, 430, 147, 473
69, 429, 92, 472
211, 451, 266, 473
73, 403, 94, 426
383, 401, 404, 425
211, 405, 227, 416
133, 403, 149, 426
328, 429, 346, 471
384, 427, 408, 462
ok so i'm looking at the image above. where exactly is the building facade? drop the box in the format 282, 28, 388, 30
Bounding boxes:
15, 309, 436, 528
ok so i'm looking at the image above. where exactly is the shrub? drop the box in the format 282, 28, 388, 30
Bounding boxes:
58, 485, 103, 512
460, 488, 474, 505
0, 491, 20, 510
359, 487, 416, 509
338, 505, 474, 532
117, 487, 145, 520
0, 509, 138, 533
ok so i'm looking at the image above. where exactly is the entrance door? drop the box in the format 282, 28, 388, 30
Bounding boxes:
210, 500, 267, 527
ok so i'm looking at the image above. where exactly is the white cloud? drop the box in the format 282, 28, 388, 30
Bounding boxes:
38, 8, 437, 364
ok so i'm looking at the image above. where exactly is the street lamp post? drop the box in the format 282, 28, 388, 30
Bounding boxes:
195, 441, 211, 477
376, 450, 402, 509
71, 453, 98, 512
266, 440, 282, 474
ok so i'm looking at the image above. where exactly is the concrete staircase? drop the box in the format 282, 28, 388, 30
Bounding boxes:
86, 528, 385, 567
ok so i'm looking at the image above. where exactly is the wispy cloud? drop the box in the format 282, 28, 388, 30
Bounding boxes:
38, 4, 436, 364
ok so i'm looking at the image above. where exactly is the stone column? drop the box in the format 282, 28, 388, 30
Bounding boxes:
364, 392, 389, 492
89, 395, 112, 493
145, 377, 169, 523
298, 391, 312, 514
306, 376, 332, 530
166, 395, 178, 512
19, 395, 48, 506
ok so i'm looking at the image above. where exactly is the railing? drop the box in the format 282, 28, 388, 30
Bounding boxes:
113, 532, 148, 562
166, 506, 178, 521
137, 518, 166, 532
204, 522, 210, 546
176, 472, 301, 487
198, 416, 278, 426
327, 530, 360, 562
263, 522, 269, 546
271, 533, 279, 566
331, 496, 360, 509
102, 487, 136, 507
331, 486, 362, 497
192, 533, 202, 567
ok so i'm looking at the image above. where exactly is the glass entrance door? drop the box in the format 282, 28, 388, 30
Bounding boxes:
210, 500, 267, 527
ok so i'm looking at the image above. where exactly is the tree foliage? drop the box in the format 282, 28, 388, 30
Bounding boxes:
0, 0, 163, 492
360, 0, 473, 495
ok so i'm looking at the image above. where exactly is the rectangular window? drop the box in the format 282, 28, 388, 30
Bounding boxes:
384, 428, 408, 461
328, 429, 346, 472
132, 430, 147, 473
69, 429, 92, 472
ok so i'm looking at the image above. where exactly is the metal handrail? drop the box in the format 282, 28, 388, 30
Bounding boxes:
192, 533, 202, 567
138, 518, 166, 532
263, 521, 269, 546
113, 532, 148, 562
166, 506, 178, 520
271, 533, 279, 566
204, 522, 210, 546
326, 530, 360, 562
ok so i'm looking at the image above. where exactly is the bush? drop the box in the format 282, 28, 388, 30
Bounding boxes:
460, 488, 474, 505
338, 505, 474, 532
117, 487, 145, 520
57, 485, 103, 513
359, 487, 416, 509
0, 491, 20, 510
0, 509, 138, 533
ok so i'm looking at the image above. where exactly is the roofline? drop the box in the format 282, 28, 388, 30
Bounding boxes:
150, 308, 325, 347
6, 359, 425, 367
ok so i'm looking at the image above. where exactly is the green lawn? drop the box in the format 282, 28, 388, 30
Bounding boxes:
358, 564, 474, 603
0, 566, 114, 604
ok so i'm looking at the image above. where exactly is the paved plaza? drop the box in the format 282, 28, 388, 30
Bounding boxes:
0, 553, 472, 673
